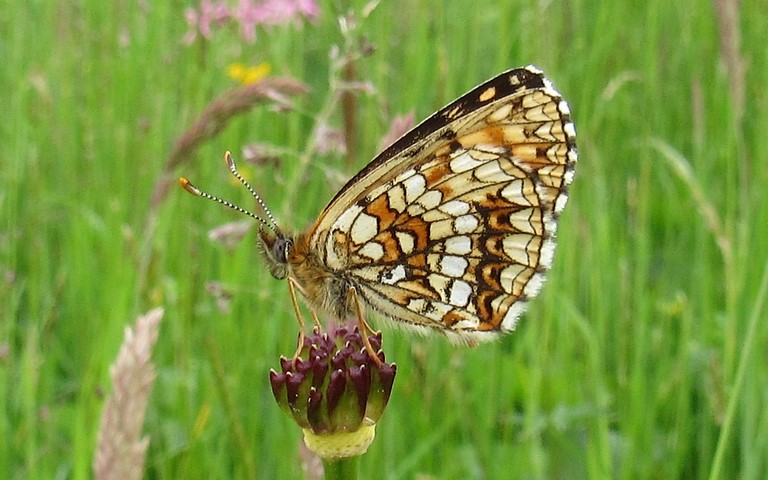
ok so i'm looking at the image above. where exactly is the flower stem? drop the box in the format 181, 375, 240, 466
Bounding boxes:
322, 456, 360, 480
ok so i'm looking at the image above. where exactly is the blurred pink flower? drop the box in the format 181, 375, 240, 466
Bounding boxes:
184, 0, 319, 44
184, 0, 232, 44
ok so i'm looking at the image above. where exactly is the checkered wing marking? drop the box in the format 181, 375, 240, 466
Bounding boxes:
309, 66, 577, 342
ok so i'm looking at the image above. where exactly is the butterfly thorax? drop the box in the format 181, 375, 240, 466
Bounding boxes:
259, 227, 355, 320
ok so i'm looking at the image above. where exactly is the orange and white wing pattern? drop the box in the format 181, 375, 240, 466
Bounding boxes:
309, 65, 577, 343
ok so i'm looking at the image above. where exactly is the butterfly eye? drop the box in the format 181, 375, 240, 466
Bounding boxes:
273, 236, 292, 264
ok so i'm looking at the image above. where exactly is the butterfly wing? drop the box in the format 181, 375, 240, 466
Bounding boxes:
309, 66, 577, 343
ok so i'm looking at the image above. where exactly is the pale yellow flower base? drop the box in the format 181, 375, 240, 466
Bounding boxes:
302, 424, 376, 459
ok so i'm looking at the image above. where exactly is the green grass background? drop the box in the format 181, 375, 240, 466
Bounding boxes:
3, 0, 768, 478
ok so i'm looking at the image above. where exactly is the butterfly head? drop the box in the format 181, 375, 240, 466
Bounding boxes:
257, 227, 292, 279
180, 151, 288, 279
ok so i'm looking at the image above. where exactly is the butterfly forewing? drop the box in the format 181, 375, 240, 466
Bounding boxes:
307, 65, 577, 343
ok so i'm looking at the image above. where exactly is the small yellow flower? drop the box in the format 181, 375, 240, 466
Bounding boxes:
227, 62, 271, 85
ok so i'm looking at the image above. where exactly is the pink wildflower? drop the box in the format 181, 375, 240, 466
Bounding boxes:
184, 0, 319, 44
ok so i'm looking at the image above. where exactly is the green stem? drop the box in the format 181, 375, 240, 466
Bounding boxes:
708, 260, 768, 480
322, 456, 361, 480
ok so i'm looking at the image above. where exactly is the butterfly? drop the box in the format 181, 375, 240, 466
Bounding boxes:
180, 65, 577, 347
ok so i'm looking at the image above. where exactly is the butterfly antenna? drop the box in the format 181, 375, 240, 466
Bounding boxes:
178, 177, 278, 235
224, 151, 280, 233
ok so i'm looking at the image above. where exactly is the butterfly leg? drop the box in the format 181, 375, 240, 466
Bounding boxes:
348, 286, 384, 367
309, 309, 322, 330
287, 278, 307, 360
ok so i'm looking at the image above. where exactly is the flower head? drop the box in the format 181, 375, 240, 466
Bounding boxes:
184, 0, 319, 44
269, 324, 396, 459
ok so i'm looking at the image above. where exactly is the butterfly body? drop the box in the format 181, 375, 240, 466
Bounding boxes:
247, 65, 577, 344
260, 228, 356, 321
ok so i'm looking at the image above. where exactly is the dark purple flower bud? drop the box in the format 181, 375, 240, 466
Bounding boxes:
324, 368, 346, 417
286, 371, 310, 428
279, 356, 293, 373
306, 387, 328, 434
365, 362, 397, 423
349, 349, 369, 366
368, 332, 383, 352
348, 365, 370, 414
268, 369, 292, 418
310, 356, 329, 390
